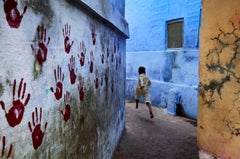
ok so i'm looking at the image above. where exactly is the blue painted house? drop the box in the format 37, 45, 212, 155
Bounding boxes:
125, 0, 201, 120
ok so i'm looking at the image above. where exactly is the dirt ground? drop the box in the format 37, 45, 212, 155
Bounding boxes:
113, 100, 199, 159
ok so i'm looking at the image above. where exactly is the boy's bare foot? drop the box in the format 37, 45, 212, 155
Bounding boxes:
135, 100, 139, 109
150, 112, 154, 119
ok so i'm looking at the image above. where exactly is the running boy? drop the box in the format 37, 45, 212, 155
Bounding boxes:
135, 66, 154, 119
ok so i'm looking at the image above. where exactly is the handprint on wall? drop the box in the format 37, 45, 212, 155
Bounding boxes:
89, 51, 94, 73
106, 48, 110, 58
62, 23, 74, 54
50, 65, 64, 100
104, 68, 109, 101
115, 56, 119, 71
0, 78, 31, 127
111, 79, 114, 93
101, 50, 105, 64
28, 107, 47, 150
1, 136, 12, 158
3, 0, 27, 28
94, 69, 99, 89
60, 91, 71, 122
68, 55, 77, 85
91, 25, 96, 45
78, 41, 86, 67
31, 25, 51, 65
78, 75, 85, 101
111, 49, 114, 63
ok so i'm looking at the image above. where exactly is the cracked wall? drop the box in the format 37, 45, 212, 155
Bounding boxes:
198, 0, 240, 158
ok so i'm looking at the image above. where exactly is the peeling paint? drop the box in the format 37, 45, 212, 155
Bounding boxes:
34, 59, 42, 79
163, 51, 177, 82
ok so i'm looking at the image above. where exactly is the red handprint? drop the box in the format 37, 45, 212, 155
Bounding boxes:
3, 0, 27, 28
28, 107, 48, 150
60, 91, 71, 122
89, 51, 95, 73
1, 136, 12, 158
62, 23, 74, 54
107, 48, 110, 58
78, 76, 85, 101
31, 25, 51, 65
111, 79, 114, 93
111, 50, 115, 63
114, 44, 117, 53
78, 41, 86, 67
68, 55, 77, 85
91, 26, 96, 45
0, 78, 31, 127
119, 54, 121, 65
94, 69, 99, 89
116, 56, 119, 71
101, 50, 105, 64
50, 65, 64, 100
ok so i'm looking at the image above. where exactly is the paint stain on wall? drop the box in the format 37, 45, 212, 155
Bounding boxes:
25, 0, 53, 27
3, 0, 27, 28
62, 23, 74, 54
94, 69, 99, 89
1, 136, 12, 158
91, 25, 96, 45
31, 25, 51, 65
0, 83, 4, 97
28, 107, 47, 150
50, 65, 64, 100
78, 41, 86, 67
78, 75, 85, 101
60, 91, 71, 122
101, 50, 105, 64
68, 55, 77, 85
89, 51, 94, 73
0, 78, 31, 127
34, 59, 42, 79
163, 52, 177, 82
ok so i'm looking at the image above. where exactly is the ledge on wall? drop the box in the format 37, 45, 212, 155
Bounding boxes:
66, 0, 129, 38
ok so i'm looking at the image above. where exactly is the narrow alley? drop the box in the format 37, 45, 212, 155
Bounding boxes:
113, 101, 199, 159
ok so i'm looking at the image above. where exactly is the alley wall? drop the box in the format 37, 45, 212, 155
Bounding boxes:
125, 0, 201, 120
0, 0, 128, 158
198, 0, 240, 158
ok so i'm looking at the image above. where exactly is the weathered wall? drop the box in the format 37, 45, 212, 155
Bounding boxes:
0, 0, 128, 158
198, 0, 240, 158
125, 0, 201, 119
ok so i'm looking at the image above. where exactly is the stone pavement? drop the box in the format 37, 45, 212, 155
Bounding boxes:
113, 100, 199, 159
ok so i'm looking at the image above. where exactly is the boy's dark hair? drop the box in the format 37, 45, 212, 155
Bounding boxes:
138, 66, 146, 74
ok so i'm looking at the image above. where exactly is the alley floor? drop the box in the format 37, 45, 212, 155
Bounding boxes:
113, 100, 199, 159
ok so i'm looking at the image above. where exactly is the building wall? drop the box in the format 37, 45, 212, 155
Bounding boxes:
125, 0, 201, 119
0, 0, 128, 158
198, 0, 240, 158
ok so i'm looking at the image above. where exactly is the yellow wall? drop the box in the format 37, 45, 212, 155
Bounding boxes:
198, 0, 240, 158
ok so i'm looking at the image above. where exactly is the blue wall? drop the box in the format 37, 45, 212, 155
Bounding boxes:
125, 0, 201, 120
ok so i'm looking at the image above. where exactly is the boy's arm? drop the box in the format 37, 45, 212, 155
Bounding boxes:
148, 79, 151, 86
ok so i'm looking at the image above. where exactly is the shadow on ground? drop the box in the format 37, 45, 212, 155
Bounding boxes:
113, 100, 199, 159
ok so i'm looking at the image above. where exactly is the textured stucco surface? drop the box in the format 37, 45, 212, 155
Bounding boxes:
198, 0, 240, 158
0, 0, 127, 158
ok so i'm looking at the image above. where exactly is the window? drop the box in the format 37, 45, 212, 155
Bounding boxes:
167, 19, 183, 48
